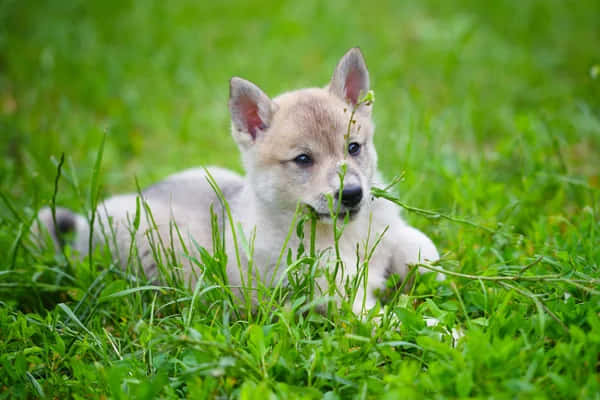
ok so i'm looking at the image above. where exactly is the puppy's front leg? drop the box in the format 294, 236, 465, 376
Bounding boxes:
352, 285, 378, 316
351, 222, 439, 316
390, 224, 441, 282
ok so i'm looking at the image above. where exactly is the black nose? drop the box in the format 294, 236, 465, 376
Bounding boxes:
338, 185, 363, 208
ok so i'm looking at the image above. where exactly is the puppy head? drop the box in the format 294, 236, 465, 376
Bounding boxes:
229, 48, 376, 221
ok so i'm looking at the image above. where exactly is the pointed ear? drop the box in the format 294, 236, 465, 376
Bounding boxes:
329, 48, 370, 106
229, 77, 276, 141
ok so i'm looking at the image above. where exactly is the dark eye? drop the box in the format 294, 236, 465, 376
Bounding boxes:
348, 142, 361, 156
293, 153, 313, 167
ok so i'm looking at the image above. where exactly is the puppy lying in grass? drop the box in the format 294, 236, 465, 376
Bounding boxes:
36, 48, 438, 315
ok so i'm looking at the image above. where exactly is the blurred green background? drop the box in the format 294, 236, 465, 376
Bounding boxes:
1, 1, 599, 397
1, 0, 599, 261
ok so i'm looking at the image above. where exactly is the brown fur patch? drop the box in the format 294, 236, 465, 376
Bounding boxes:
257, 88, 372, 166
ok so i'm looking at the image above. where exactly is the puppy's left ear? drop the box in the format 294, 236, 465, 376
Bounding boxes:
229, 77, 276, 145
329, 47, 370, 107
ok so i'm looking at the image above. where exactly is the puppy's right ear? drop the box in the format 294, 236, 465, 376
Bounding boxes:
229, 77, 276, 145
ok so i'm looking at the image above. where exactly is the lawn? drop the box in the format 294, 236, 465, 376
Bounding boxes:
1, 0, 599, 398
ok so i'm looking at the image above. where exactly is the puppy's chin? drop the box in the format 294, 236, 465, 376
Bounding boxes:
306, 206, 362, 224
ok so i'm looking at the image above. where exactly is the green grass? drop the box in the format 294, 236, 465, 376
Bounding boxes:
1, 0, 599, 398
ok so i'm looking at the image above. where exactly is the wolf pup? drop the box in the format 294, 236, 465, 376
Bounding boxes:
36, 48, 439, 315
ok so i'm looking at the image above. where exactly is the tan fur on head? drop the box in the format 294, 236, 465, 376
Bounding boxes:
252, 88, 376, 216
229, 48, 376, 219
